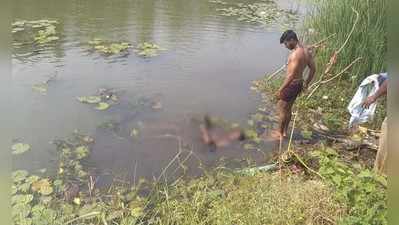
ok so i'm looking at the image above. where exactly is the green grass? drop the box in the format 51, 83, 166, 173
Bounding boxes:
150, 171, 346, 225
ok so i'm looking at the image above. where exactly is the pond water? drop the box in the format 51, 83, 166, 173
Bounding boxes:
11, 0, 305, 182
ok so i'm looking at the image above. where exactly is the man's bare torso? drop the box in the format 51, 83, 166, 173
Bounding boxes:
287, 45, 312, 80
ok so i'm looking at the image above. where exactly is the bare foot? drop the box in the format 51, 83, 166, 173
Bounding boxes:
283, 132, 288, 138
261, 130, 282, 141
271, 130, 283, 141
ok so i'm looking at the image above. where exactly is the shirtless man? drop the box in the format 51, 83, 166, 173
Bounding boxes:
271, 30, 316, 140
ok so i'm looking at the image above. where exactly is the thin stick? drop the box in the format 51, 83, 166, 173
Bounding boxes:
309, 33, 336, 48
286, 110, 324, 179
266, 64, 287, 82
133, 160, 138, 187
337, 7, 360, 54
306, 57, 362, 100
320, 57, 362, 84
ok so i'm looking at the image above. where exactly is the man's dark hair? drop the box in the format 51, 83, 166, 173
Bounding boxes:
280, 30, 298, 44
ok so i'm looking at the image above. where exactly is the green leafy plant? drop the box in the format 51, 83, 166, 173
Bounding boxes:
312, 147, 387, 225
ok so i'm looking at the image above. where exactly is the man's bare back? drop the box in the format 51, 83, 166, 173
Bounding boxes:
287, 45, 313, 82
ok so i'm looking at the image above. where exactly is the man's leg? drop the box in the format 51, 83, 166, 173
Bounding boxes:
283, 100, 295, 137
277, 99, 290, 139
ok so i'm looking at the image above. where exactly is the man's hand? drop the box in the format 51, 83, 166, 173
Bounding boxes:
275, 90, 282, 100
362, 95, 376, 109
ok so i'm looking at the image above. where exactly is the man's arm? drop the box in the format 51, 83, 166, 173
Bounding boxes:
305, 54, 316, 88
363, 79, 387, 108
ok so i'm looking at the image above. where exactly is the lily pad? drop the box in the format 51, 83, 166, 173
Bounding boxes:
212, 1, 299, 30
12, 143, 31, 155
75, 146, 89, 159
130, 128, 139, 138
26, 175, 40, 185
32, 83, 47, 94
90, 39, 131, 55
32, 179, 53, 196
12, 170, 29, 183
135, 42, 165, 57
12, 203, 31, 219
96, 102, 110, 110
11, 194, 34, 205
77, 96, 102, 104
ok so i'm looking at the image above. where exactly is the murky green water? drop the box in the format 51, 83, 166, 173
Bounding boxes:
11, 0, 304, 181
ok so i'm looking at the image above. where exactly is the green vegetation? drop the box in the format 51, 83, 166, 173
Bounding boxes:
12, 143, 31, 155
77, 89, 119, 111
210, 0, 299, 29
12, 19, 60, 45
150, 171, 345, 225
88, 38, 132, 55
301, 0, 387, 130
134, 42, 165, 58
312, 146, 387, 225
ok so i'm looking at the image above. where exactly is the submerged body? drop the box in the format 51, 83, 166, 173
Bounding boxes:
200, 115, 245, 150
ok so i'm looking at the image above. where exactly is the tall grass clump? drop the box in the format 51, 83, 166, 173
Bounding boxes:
305, 0, 386, 85
296, 0, 387, 130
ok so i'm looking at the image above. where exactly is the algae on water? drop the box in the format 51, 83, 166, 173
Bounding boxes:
210, 0, 299, 30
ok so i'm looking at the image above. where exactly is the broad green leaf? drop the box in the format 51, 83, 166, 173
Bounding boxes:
18, 182, 31, 193
32, 179, 53, 195
12, 170, 29, 183
26, 175, 40, 185
96, 102, 110, 110
12, 203, 31, 219
12, 143, 31, 155
75, 146, 89, 159
11, 194, 33, 205
11, 185, 17, 195
77, 96, 101, 104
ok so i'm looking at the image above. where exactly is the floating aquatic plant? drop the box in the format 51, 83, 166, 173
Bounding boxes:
95, 102, 110, 111
12, 19, 60, 44
134, 42, 165, 58
12, 143, 31, 155
89, 38, 131, 55
78, 88, 119, 111
77, 96, 102, 104
210, 0, 299, 30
